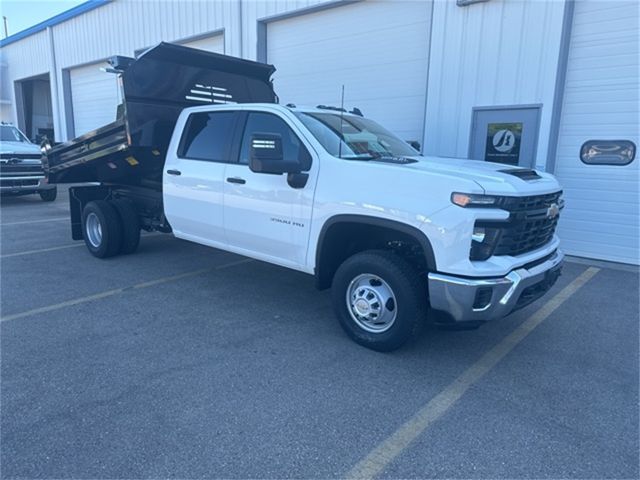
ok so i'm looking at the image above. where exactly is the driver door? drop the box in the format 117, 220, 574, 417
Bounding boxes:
223, 111, 316, 269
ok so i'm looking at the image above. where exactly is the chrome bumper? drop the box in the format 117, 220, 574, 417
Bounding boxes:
0, 176, 53, 192
428, 250, 564, 323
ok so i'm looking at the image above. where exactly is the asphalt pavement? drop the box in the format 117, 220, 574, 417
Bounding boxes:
1, 187, 638, 479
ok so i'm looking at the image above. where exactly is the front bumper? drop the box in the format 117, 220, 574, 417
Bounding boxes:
428, 249, 564, 323
0, 176, 54, 193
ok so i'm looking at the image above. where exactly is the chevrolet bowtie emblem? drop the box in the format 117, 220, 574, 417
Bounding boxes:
546, 203, 560, 219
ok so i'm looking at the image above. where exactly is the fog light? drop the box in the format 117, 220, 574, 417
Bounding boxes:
473, 287, 493, 310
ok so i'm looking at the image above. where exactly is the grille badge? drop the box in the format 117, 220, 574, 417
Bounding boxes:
546, 203, 560, 219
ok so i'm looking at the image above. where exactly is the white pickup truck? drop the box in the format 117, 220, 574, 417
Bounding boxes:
46, 43, 564, 351
1, 123, 57, 201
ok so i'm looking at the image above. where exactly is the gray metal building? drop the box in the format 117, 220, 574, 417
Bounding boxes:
1, 0, 638, 265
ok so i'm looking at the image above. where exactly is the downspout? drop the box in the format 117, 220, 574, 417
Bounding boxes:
46, 26, 63, 141
545, 0, 575, 173
237, 0, 243, 58
420, 0, 436, 153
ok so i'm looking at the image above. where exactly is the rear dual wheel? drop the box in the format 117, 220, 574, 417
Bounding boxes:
81, 200, 140, 258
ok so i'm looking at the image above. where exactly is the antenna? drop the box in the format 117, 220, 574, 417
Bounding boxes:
338, 85, 345, 159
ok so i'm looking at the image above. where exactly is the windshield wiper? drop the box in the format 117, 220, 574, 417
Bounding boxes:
341, 154, 376, 161
341, 149, 387, 161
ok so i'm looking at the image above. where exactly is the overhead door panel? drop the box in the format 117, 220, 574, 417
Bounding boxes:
267, 1, 430, 143
555, 0, 639, 264
181, 34, 224, 53
70, 62, 119, 136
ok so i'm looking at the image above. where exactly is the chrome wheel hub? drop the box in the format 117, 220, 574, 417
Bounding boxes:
346, 274, 398, 333
85, 212, 103, 248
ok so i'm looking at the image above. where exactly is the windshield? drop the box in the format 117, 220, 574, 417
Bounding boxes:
296, 112, 418, 159
0, 125, 30, 143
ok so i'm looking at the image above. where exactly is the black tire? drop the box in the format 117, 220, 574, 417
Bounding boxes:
331, 250, 426, 352
112, 199, 141, 254
39, 187, 57, 202
81, 200, 123, 258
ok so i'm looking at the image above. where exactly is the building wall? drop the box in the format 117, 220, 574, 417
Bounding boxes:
51, 0, 241, 140
1, 29, 51, 126
1, 0, 639, 265
423, 0, 566, 170
263, 0, 431, 142
240, 0, 330, 60
0, 104, 11, 123
0, 0, 336, 140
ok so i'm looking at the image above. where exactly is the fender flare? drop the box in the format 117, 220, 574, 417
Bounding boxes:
314, 214, 437, 287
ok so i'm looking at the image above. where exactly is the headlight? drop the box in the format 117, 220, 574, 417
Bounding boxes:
451, 192, 499, 208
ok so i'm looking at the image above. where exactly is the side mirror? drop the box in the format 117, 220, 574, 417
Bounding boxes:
249, 133, 301, 175
407, 140, 421, 152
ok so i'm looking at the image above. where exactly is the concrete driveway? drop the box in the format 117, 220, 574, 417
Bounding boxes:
1, 187, 638, 479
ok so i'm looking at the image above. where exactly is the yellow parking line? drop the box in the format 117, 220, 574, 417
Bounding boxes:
1, 217, 68, 226
1, 243, 84, 258
0, 258, 253, 323
1, 233, 164, 259
346, 266, 600, 480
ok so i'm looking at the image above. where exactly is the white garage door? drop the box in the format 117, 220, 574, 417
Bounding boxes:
70, 35, 224, 138
180, 34, 224, 53
70, 62, 120, 137
555, 0, 639, 264
267, 1, 431, 143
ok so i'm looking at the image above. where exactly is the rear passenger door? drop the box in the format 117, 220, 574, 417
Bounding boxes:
163, 110, 238, 247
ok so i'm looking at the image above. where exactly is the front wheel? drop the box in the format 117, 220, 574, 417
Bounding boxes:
332, 250, 426, 352
39, 187, 57, 202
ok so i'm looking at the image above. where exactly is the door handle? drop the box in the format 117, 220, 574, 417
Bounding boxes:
166, 169, 181, 176
226, 177, 246, 185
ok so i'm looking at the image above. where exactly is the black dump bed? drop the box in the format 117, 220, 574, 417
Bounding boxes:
45, 42, 276, 185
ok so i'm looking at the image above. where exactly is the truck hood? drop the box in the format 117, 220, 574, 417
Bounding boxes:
0, 141, 42, 155
402, 155, 562, 195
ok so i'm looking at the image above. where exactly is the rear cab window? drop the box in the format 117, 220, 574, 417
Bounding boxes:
178, 111, 237, 162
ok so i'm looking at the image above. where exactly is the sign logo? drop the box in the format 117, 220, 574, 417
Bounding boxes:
484, 122, 523, 166
546, 203, 560, 219
492, 129, 516, 153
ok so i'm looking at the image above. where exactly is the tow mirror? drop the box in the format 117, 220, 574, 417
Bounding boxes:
407, 140, 421, 152
249, 133, 301, 175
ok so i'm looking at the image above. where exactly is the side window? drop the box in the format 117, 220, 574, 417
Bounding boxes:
239, 112, 308, 167
580, 140, 636, 166
178, 111, 236, 162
